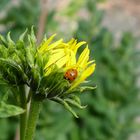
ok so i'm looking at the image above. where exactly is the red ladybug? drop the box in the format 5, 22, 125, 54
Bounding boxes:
64, 68, 78, 82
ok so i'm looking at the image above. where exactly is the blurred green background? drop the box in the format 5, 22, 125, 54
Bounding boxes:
0, 0, 140, 140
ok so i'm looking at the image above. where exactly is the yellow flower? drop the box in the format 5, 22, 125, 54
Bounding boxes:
38, 34, 96, 90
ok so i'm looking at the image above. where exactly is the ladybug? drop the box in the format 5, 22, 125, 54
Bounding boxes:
64, 68, 78, 82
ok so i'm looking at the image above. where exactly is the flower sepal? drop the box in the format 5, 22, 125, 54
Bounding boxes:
52, 94, 87, 118
38, 70, 69, 98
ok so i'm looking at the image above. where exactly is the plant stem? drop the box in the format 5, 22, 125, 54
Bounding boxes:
19, 85, 27, 140
25, 96, 42, 140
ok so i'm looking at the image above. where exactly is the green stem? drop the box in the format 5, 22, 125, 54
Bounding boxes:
25, 96, 42, 140
19, 85, 27, 140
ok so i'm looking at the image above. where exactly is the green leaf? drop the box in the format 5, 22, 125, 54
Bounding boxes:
31, 26, 36, 42
25, 47, 35, 67
53, 97, 79, 118
28, 26, 37, 45
64, 98, 87, 109
80, 85, 97, 92
0, 35, 8, 48
7, 32, 15, 46
69, 94, 81, 104
0, 101, 25, 118
0, 58, 22, 71
19, 29, 28, 42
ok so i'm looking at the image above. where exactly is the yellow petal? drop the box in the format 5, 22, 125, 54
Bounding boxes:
69, 39, 77, 50
77, 45, 89, 70
44, 39, 63, 51
44, 67, 52, 76
38, 34, 56, 53
51, 48, 65, 54
87, 60, 95, 66
56, 55, 68, 68
70, 63, 96, 90
44, 51, 65, 69
68, 38, 75, 46
73, 41, 86, 54
66, 49, 76, 67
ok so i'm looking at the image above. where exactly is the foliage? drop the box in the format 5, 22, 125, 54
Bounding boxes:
0, 0, 40, 40
0, 0, 140, 140
76, 30, 140, 140
74, 1, 140, 139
